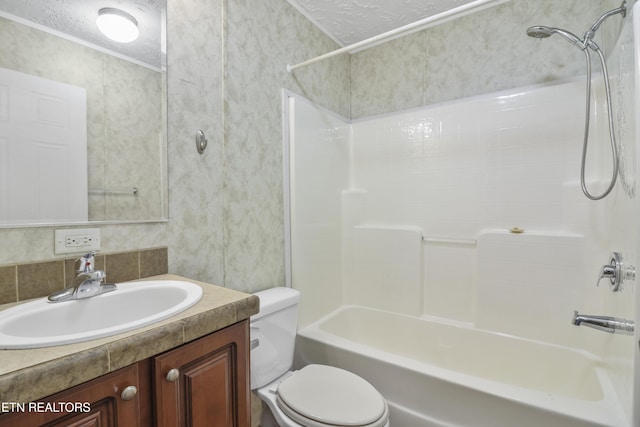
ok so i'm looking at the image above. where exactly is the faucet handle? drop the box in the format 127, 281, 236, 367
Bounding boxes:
84, 270, 106, 280
597, 262, 618, 289
597, 252, 635, 292
77, 251, 97, 274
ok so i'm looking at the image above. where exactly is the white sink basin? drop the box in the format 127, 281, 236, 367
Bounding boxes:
0, 280, 203, 349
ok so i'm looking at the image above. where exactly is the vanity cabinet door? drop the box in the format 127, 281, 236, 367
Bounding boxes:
153, 320, 250, 427
0, 362, 148, 427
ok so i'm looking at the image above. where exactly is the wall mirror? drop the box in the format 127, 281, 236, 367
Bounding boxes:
0, 0, 167, 226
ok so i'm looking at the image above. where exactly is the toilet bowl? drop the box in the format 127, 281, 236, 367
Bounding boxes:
250, 287, 390, 427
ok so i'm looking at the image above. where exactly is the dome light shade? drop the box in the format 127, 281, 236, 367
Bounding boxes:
96, 8, 139, 43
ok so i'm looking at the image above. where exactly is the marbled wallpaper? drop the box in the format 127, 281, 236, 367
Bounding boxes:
351, 0, 624, 118
223, 0, 350, 292
165, 0, 225, 284
165, 0, 351, 288
101, 55, 165, 221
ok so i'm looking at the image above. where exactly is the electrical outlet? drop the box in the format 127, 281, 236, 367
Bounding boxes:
54, 228, 101, 254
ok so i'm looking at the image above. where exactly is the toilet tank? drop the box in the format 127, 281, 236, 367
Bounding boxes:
250, 287, 300, 389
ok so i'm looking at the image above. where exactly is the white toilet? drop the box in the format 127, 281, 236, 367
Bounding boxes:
251, 287, 390, 427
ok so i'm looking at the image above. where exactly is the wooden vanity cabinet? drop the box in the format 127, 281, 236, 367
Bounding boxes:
0, 320, 250, 427
153, 320, 250, 426
0, 361, 151, 427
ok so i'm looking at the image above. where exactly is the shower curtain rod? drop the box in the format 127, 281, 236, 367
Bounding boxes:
287, 0, 510, 74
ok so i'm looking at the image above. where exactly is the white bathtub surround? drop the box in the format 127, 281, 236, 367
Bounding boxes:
349, 79, 586, 238
475, 230, 588, 347
287, 6, 638, 422
349, 225, 423, 315
286, 94, 350, 327
290, 77, 624, 329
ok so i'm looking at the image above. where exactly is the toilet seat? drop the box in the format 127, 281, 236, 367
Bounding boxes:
276, 364, 389, 427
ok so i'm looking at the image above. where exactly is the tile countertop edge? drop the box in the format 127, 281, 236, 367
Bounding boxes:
0, 274, 260, 404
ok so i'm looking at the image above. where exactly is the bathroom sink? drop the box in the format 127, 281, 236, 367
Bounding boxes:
0, 280, 203, 349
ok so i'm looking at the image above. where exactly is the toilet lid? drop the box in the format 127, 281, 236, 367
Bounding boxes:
277, 364, 387, 426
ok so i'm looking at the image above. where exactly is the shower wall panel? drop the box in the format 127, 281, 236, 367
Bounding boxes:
347, 78, 617, 334
288, 95, 350, 328
351, 79, 585, 238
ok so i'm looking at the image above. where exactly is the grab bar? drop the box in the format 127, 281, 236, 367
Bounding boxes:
422, 236, 477, 246
89, 187, 139, 196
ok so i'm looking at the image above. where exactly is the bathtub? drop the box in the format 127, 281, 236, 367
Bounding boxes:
294, 305, 627, 427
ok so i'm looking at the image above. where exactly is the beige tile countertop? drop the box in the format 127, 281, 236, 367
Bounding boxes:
0, 274, 259, 404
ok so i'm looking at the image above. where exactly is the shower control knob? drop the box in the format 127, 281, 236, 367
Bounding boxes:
597, 252, 635, 292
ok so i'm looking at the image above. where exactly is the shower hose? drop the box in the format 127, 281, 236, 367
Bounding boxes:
580, 42, 619, 200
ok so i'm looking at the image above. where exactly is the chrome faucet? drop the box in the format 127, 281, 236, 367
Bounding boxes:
572, 310, 635, 335
48, 252, 117, 303
596, 252, 635, 291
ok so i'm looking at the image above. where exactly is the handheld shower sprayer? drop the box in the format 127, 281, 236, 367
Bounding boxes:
525, 1, 627, 200
526, 26, 583, 47
526, 0, 626, 51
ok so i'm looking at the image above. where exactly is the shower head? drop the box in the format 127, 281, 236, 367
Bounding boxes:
526, 26, 584, 48
528, 2, 627, 49
526, 26, 554, 38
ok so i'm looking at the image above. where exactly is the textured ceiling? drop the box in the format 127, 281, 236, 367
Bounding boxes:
287, 0, 478, 46
0, 0, 475, 67
0, 0, 163, 68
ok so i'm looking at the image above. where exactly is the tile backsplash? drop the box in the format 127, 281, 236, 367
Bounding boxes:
0, 247, 167, 305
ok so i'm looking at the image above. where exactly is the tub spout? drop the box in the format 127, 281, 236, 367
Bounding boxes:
572, 310, 634, 335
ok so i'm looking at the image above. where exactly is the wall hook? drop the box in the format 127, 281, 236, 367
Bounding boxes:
196, 130, 208, 154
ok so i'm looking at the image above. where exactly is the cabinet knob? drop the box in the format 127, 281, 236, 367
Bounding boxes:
120, 385, 138, 401
166, 368, 180, 382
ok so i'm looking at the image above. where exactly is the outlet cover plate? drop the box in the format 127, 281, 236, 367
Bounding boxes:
54, 228, 101, 254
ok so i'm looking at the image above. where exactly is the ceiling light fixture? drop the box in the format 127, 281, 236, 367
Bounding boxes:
96, 7, 139, 43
